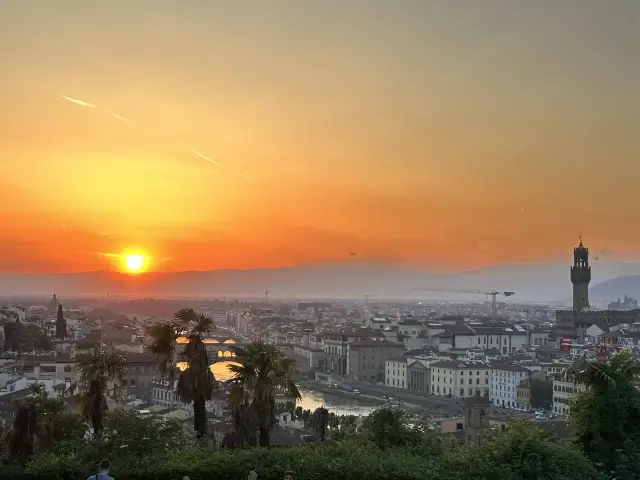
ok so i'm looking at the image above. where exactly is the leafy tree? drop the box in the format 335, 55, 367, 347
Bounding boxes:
529, 377, 553, 410
148, 308, 216, 438
77, 410, 190, 464
55, 304, 67, 340
568, 350, 640, 478
72, 347, 127, 437
361, 406, 421, 449
3, 322, 51, 353
440, 419, 602, 479
12, 383, 85, 454
228, 341, 301, 447
7, 402, 40, 458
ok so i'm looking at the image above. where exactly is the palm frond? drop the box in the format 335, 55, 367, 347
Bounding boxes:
193, 313, 213, 334
148, 321, 180, 380
174, 308, 199, 326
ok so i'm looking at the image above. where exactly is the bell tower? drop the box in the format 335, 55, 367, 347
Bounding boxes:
571, 237, 591, 311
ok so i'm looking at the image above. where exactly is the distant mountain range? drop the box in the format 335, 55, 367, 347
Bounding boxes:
1, 261, 639, 303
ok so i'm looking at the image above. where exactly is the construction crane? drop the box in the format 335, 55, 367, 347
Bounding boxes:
411, 288, 515, 320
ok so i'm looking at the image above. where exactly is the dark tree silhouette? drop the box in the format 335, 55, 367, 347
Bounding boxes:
7, 403, 40, 457
312, 406, 330, 443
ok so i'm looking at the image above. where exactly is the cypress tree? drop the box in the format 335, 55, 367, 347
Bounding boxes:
56, 304, 67, 340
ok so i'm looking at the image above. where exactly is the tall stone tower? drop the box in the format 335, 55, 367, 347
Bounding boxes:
571, 237, 591, 311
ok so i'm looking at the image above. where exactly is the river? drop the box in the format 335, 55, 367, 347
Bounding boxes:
296, 389, 379, 416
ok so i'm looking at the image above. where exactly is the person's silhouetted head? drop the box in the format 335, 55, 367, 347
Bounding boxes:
99, 459, 111, 473
283, 471, 294, 480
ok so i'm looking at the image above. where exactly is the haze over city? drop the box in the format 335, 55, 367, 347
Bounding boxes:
3, 3, 640, 479
2, 1, 639, 288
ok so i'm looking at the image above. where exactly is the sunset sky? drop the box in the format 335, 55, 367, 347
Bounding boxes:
1, 1, 639, 274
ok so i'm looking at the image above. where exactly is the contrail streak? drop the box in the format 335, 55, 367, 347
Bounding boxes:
61, 95, 96, 108
113, 113, 134, 124
58, 94, 251, 180
190, 149, 224, 168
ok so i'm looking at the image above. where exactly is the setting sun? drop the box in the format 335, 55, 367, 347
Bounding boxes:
124, 254, 145, 273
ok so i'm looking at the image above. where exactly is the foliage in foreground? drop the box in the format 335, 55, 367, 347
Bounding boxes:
15, 418, 601, 480
568, 350, 640, 479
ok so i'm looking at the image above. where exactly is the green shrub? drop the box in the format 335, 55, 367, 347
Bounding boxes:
13, 419, 600, 480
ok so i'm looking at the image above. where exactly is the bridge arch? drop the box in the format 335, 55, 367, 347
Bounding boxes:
174, 360, 241, 381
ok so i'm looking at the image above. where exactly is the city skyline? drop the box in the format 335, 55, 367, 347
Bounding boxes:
1, 1, 639, 274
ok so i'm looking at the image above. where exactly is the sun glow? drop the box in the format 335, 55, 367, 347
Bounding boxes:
124, 254, 145, 273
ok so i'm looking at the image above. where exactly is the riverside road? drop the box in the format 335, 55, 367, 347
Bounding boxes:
305, 380, 463, 417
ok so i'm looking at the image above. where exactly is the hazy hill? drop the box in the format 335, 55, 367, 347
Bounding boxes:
590, 275, 640, 303
1, 260, 639, 302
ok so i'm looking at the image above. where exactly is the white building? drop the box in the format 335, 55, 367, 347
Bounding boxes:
151, 378, 224, 415
432, 324, 542, 356
430, 360, 490, 399
0, 374, 68, 398
385, 356, 407, 389
398, 320, 427, 350
367, 317, 391, 330
292, 345, 324, 369
552, 376, 586, 415
490, 364, 530, 408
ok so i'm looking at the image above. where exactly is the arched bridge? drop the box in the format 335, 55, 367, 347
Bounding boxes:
175, 335, 243, 381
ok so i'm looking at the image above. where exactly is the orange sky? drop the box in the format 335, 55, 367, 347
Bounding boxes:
1, 1, 639, 274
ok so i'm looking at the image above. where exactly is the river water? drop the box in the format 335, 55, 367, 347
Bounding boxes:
296, 389, 379, 416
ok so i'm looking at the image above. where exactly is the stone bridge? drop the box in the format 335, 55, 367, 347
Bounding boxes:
175, 335, 243, 381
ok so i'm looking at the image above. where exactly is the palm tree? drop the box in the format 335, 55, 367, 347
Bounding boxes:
570, 350, 640, 393
148, 308, 216, 437
72, 347, 127, 437
228, 341, 301, 447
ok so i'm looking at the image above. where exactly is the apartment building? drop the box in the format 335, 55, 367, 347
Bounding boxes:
123, 353, 158, 401
432, 324, 542, 356
323, 328, 385, 375
489, 363, 530, 408
291, 344, 324, 369
552, 375, 586, 415
430, 360, 490, 399
347, 340, 405, 382
398, 320, 429, 350
385, 356, 406, 389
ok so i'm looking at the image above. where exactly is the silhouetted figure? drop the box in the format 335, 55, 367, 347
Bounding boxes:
86, 458, 113, 480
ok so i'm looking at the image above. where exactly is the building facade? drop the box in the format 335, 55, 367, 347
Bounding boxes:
323, 329, 385, 375
430, 360, 490, 399
347, 340, 405, 381
489, 364, 530, 409
385, 357, 406, 389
